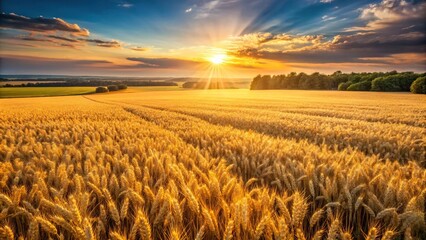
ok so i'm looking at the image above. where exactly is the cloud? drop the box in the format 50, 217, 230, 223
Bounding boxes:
60, 43, 77, 48
185, 8, 193, 13
126, 57, 202, 68
228, 28, 426, 69
225, 0, 425, 71
18, 36, 54, 42
0, 13, 90, 36
402, 25, 416, 30
84, 39, 122, 48
118, 3, 134, 8
0, 13, 126, 49
358, 53, 426, 65
322, 15, 336, 21
333, 0, 426, 60
14, 35, 81, 48
228, 32, 328, 56
196, 0, 220, 18
287, 51, 426, 73
9, 34, 122, 49
346, 0, 426, 32
320, 0, 333, 3
48, 35, 79, 42
130, 47, 149, 51
0, 55, 115, 74
0, 55, 206, 76
326, 31, 426, 61
194, 0, 240, 18
11, 35, 122, 49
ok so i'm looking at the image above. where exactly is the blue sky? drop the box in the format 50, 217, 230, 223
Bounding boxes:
1, 0, 425, 76
1, 0, 374, 43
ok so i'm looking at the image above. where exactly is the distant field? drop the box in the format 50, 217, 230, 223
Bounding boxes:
0, 80, 66, 86
124, 86, 185, 92
0, 90, 425, 239
0, 87, 95, 98
0, 86, 187, 98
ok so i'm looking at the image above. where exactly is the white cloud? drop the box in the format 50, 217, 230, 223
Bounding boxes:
194, 0, 239, 19
185, 8, 192, 13
322, 15, 336, 21
118, 3, 133, 8
402, 24, 415, 30
227, 32, 331, 56
195, 0, 220, 18
320, 0, 333, 3
347, 0, 426, 32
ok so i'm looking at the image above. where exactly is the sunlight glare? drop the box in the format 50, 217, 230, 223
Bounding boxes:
209, 53, 227, 65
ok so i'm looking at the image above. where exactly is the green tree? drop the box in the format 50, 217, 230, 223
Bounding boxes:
338, 82, 351, 91
410, 76, 426, 94
95, 87, 108, 93
117, 84, 128, 90
347, 81, 371, 91
107, 85, 119, 91
372, 73, 419, 92
332, 71, 349, 89
250, 75, 262, 90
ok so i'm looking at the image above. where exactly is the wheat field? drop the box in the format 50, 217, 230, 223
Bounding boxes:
0, 90, 425, 240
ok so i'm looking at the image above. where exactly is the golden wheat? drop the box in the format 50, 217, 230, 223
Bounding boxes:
0, 91, 425, 239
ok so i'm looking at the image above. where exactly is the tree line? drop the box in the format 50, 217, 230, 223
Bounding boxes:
0, 80, 177, 88
250, 71, 426, 94
95, 84, 128, 93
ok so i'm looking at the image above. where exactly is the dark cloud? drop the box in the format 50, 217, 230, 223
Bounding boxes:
8, 43, 35, 47
335, 0, 426, 55
18, 36, 54, 42
60, 43, 77, 48
48, 35, 79, 42
10, 35, 121, 49
0, 13, 125, 48
331, 32, 426, 53
231, 31, 426, 64
230, 0, 426, 70
346, 0, 426, 33
0, 13, 90, 36
130, 47, 149, 51
84, 39, 122, 48
126, 57, 202, 68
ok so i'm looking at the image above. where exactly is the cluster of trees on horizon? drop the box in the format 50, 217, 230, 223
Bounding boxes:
95, 84, 128, 93
0, 79, 177, 88
250, 71, 426, 94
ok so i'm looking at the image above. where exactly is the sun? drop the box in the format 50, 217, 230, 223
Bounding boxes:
209, 53, 227, 65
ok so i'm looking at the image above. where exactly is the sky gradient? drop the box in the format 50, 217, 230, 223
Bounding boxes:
1, 0, 425, 77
